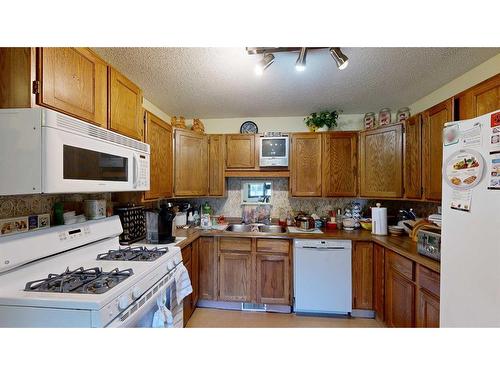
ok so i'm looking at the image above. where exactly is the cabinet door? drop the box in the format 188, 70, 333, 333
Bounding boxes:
359, 124, 403, 197
198, 237, 217, 300
225, 134, 255, 168
0, 47, 35, 108
174, 129, 208, 196
404, 115, 423, 199
38, 48, 108, 127
256, 254, 290, 305
352, 242, 374, 310
191, 239, 199, 307
457, 74, 500, 119
209, 134, 225, 196
144, 111, 173, 200
219, 252, 252, 302
423, 99, 452, 201
373, 244, 385, 321
108, 67, 143, 140
385, 267, 415, 327
416, 289, 440, 328
290, 133, 322, 197
322, 132, 358, 197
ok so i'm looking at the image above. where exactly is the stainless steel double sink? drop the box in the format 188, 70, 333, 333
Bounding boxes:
225, 224, 287, 233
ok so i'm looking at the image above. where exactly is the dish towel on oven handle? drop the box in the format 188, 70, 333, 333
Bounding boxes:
174, 262, 193, 303
152, 288, 174, 328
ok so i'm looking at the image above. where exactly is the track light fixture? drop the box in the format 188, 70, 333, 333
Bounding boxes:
254, 53, 275, 75
295, 47, 307, 71
329, 47, 349, 70
247, 47, 349, 75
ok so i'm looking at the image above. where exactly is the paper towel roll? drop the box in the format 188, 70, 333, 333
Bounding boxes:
371, 203, 388, 235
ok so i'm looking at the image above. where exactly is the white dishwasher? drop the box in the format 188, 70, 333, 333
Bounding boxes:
293, 239, 352, 315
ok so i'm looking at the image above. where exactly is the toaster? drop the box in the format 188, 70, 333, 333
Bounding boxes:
417, 227, 441, 261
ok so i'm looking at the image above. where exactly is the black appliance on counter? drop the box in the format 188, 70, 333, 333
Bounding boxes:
145, 204, 176, 244
114, 205, 146, 245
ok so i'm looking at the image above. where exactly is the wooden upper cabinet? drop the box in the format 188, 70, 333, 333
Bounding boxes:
352, 241, 374, 310
359, 124, 403, 197
456, 74, 500, 120
37, 48, 108, 127
290, 133, 322, 197
423, 99, 452, 201
108, 67, 143, 140
404, 115, 423, 199
174, 129, 208, 196
322, 132, 358, 197
0, 48, 35, 108
144, 111, 173, 200
225, 134, 256, 169
208, 134, 225, 196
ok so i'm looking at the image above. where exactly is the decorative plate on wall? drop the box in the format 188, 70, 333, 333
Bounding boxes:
240, 121, 258, 134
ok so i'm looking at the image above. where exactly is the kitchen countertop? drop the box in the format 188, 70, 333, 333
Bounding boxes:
173, 226, 440, 273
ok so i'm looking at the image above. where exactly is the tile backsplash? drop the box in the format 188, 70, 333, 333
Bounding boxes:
0, 193, 111, 221
168, 178, 440, 221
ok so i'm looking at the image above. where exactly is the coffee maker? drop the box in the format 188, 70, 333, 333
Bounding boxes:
145, 204, 176, 244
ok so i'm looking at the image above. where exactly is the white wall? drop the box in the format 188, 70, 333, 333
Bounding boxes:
143, 98, 171, 124
201, 114, 366, 134
410, 53, 500, 114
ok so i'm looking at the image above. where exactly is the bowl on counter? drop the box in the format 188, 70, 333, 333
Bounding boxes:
359, 219, 372, 231
342, 217, 356, 231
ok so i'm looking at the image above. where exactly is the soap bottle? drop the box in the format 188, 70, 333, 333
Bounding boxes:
187, 212, 195, 227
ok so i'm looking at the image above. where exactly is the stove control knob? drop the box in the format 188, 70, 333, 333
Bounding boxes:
132, 286, 142, 299
118, 295, 129, 311
167, 260, 175, 271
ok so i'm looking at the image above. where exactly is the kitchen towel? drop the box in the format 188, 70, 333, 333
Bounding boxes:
152, 289, 174, 328
174, 263, 193, 303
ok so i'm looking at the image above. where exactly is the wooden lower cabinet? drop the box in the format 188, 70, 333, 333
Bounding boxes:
373, 244, 385, 321
256, 254, 290, 305
352, 242, 374, 310
198, 237, 218, 300
416, 289, 440, 328
218, 252, 252, 302
385, 252, 415, 327
181, 243, 193, 325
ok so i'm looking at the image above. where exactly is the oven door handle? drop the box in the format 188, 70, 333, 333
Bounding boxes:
106, 276, 175, 328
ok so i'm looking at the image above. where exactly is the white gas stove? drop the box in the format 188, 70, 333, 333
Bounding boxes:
0, 216, 186, 327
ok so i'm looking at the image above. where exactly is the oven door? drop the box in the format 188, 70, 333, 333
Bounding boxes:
106, 272, 183, 328
41, 123, 149, 193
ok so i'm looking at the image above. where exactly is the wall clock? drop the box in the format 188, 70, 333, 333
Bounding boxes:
240, 121, 258, 134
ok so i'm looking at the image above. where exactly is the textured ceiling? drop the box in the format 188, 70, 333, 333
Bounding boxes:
93, 47, 499, 118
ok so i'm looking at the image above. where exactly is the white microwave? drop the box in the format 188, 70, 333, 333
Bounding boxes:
259, 135, 289, 167
0, 108, 150, 195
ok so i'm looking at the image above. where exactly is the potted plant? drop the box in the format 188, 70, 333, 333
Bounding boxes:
304, 111, 340, 132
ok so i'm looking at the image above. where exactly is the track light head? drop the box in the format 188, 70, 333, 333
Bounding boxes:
329, 47, 349, 70
295, 47, 307, 72
254, 53, 275, 75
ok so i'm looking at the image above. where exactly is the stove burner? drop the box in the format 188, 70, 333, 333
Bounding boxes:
96, 246, 169, 262
24, 267, 133, 294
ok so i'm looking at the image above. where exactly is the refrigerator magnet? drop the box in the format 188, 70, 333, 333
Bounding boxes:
443, 149, 485, 190
443, 123, 460, 146
487, 151, 500, 190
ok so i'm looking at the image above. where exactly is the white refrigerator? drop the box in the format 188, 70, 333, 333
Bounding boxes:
440, 109, 500, 327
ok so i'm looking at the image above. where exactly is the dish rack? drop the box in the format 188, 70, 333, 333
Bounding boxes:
114, 205, 146, 245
